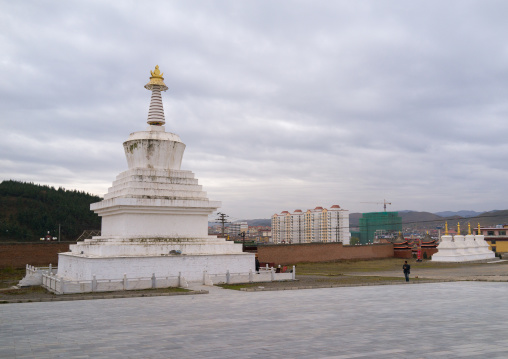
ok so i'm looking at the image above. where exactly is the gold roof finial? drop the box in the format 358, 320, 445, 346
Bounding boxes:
478, 223, 481, 235
145, 65, 168, 91
457, 222, 460, 234
445, 222, 448, 235
468, 223, 471, 235
150, 65, 163, 78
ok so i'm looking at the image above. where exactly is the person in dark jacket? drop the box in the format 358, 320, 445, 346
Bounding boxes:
255, 254, 260, 273
402, 261, 410, 282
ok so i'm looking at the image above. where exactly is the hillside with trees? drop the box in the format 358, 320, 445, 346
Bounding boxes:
0, 180, 101, 242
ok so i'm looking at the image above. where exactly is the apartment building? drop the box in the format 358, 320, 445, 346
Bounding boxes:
272, 205, 350, 244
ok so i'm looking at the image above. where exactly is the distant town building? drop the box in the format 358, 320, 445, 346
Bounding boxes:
476, 224, 508, 254
271, 205, 350, 244
359, 212, 402, 244
228, 222, 249, 237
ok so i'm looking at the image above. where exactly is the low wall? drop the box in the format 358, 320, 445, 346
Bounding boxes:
394, 250, 412, 259
394, 248, 439, 259
0, 242, 73, 268
257, 242, 394, 265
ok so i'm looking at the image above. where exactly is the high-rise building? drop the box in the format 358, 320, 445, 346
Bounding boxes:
359, 212, 402, 244
271, 205, 349, 244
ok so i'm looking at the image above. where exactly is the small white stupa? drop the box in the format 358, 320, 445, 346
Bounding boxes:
57, 66, 255, 285
473, 223, 496, 260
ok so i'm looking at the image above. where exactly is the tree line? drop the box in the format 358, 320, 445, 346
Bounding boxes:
0, 180, 101, 242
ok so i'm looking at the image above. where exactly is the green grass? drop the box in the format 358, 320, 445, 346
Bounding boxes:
0, 286, 52, 296
294, 258, 491, 276
0, 266, 26, 281
0, 266, 27, 289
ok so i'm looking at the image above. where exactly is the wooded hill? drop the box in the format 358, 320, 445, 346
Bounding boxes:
0, 180, 101, 242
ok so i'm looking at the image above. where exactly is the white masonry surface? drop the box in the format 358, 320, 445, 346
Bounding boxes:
55, 67, 255, 287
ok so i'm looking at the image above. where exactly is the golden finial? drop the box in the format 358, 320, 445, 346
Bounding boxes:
468, 223, 471, 235
145, 65, 168, 90
445, 222, 448, 235
457, 222, 460, 234
150, 65, 163, 78
478, 223, 481, 235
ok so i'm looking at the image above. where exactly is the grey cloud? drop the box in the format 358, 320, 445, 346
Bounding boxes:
1, 1, 508, 218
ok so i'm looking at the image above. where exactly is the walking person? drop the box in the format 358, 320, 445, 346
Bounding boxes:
403, 261, 411, 282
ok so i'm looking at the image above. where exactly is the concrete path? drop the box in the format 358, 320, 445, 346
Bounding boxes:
1, 281, 508, 358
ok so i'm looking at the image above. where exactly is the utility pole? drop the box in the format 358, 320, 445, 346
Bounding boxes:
239, 231, 246, 251
215, 212, 230, 238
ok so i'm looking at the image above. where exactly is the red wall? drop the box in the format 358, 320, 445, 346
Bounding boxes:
0, 242, 73, 268
1, 241, 409, 269
257, 242, 394, 265
394, 248, 439, 259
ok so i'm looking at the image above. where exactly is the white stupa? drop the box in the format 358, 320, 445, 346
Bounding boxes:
57, 65, 255, 284
473, 223, 496, 260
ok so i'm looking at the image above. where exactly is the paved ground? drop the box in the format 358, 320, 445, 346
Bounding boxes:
2, 281, 508, 358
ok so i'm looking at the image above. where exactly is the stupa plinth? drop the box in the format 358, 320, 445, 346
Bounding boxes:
56, 66, 255, 284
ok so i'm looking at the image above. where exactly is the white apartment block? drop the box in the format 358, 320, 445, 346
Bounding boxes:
271, 205, 350, 245
228, 222, 249, 237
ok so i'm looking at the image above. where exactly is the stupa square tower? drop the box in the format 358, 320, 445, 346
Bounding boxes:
57, 66, 254, 284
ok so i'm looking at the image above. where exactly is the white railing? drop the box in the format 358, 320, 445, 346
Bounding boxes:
41, 272, 186, 294
206, 266, 295, 285
25, 264, 57, 276
28, 265, 296, 294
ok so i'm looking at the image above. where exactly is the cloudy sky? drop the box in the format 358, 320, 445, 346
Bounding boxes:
1, 1, 508, 220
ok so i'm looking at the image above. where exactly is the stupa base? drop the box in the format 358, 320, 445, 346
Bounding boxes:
57, 251, 255, 282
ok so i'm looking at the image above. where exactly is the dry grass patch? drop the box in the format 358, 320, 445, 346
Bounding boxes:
294, 258, 490, 276
0, 266, 26, 289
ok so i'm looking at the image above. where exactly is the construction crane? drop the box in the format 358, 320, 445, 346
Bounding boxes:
361, 199, 392, 212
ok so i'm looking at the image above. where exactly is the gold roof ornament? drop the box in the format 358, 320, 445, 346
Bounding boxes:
445, 222, 448, 235
478, 223, 481, 235
145, 65, 168, 91
468, 223, 471, 235
151, 65, 163, 78
457, 222, 460, 234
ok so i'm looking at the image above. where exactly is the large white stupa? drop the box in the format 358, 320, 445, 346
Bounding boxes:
57, 66, 255, 285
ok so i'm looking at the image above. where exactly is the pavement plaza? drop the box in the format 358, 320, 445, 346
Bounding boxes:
1, 281, 508, 359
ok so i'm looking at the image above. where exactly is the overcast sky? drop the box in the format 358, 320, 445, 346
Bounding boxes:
1, 1, 508, 220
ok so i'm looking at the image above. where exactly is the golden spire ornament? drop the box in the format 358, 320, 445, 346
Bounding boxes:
445, 222, 448, 235
145, 65, 168, 89
144, 65, 169, 126
457, 222, 460, 235
468, 223, 471, 235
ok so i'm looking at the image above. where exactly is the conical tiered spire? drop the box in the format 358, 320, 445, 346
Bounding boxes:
144, 65, 169, 126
